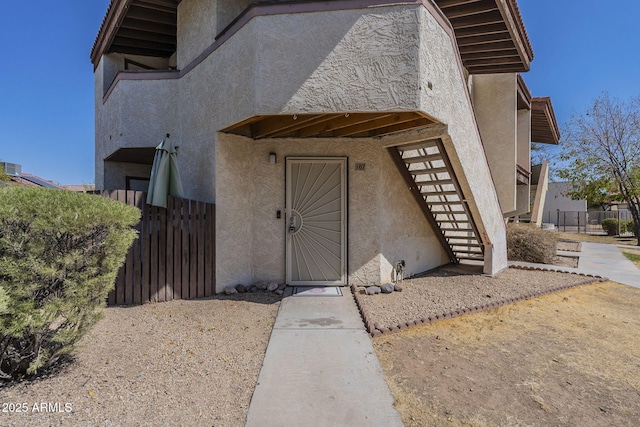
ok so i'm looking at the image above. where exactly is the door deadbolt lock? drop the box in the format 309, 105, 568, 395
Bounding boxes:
288, 210, 303, 234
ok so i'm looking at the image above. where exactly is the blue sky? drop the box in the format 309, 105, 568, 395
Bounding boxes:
0, 0, 638, 185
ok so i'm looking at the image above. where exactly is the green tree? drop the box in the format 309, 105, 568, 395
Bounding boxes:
558, 92, 640, 243
566, 177, 623, 210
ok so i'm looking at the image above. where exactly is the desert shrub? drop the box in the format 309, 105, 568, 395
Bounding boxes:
601, 218, 626, 236
506, 223, 557, 264
0, 187, 139, 380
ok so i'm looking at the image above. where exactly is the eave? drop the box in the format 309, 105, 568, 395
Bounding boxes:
91, 0, 180, 68
434, 0, 534, 74
531, 97, 560, 145
92, 0, 534, 75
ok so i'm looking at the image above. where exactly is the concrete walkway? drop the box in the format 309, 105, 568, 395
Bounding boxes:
245, 288, 404, 427
511, 241, 640, 289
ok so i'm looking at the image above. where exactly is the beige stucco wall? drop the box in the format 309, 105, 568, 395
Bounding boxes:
94, 56, 179, 190
177, 0, 217, 69
215, 133, 447, 291
471, 73, 518, 215
96, 2, 509, 287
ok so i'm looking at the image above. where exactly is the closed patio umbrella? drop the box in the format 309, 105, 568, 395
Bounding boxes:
146, 134, 184, 208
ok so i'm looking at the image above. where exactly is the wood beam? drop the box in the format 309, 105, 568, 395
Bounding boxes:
349, 117, 433, 137
115, 27, 176, 44
120, 19, 176, 36
126, 6, 176, 25
112, 36, 176, 52
325, 113, 420, 137
458, 40, 514, 54
449, 10, 504, 29
252, 114, 330, 138
442, 3, 498, 20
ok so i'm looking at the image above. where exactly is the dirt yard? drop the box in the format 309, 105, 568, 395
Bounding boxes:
374, 281, 640, 426
0, 294, 280, 427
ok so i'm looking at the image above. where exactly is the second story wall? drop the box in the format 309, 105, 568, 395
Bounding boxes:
177, 0, 218, 68
471, 73, 518, 214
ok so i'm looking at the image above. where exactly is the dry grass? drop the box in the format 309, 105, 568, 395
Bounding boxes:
375, 281, 640, 426
620, 247, 640, 269
556, 232, 638, 246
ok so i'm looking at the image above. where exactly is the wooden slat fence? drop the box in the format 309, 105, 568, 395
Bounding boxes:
102, 190, 216, 305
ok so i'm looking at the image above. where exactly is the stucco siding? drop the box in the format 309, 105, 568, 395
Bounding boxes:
95, 65, 179, 190
215, 135, 446, 292
177, 0, 217, 69
470, 73, 518, 215
275, 8, 421, 114
96, 2, 510, 286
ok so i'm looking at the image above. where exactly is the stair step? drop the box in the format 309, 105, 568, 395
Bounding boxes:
447, 238, 481, 244
450, 242, 482, 247
454, 248, 483, 254
410, 166, 449, 175
423, 190, 459, 197
396, 140, 439, 152
404, 153, 442, 164
416, 178, 454, 186
457, 255, 484, 261
442, 228, 475, 233
433, 210, 467, 215
437, 219, 470, 223
428, 201, 464, 206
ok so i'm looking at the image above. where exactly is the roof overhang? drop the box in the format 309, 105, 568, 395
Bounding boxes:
91, 0, 180, 68
92, 0, 533, 74
434, 0, 533, 74
222, 112, 436, 139
531, 97, 560, 145
105, 147, 159, 165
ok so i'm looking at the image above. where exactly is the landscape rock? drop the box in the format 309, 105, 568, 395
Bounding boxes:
366, 286, 381, 295
394, 283, 403, 292
224, 286, 238, 295
235, 284, 246, 293
356, 286, 367, 295
381, 283, 395, 294
255, 281, 268, 290
275, 289, 284, 296
267, 282, 279, 292
249, 286, 259, 293
277, 283, 287, 291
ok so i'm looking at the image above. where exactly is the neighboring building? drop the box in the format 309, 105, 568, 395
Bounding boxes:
91, 0, 559, 292
1, 162, 64, 189
542, 182, 587, 226
0, 162, 92, 192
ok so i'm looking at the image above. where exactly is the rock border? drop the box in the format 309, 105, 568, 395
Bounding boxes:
352, 266, 608, 338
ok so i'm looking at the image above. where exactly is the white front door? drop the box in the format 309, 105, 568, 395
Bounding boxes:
286, 157, 347, 286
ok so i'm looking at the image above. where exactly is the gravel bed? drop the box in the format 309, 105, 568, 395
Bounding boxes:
557, 240, 582, 252
357, 266, 600, 331
0, 294, 281, 427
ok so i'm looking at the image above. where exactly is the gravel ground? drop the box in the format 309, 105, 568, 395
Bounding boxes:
0, 294, 281, 427
357, 266, 600, 330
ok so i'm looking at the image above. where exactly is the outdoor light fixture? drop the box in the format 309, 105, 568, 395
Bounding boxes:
269, 152, 277, 164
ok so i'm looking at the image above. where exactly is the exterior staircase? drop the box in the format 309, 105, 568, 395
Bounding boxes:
388, 139, 484, 263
